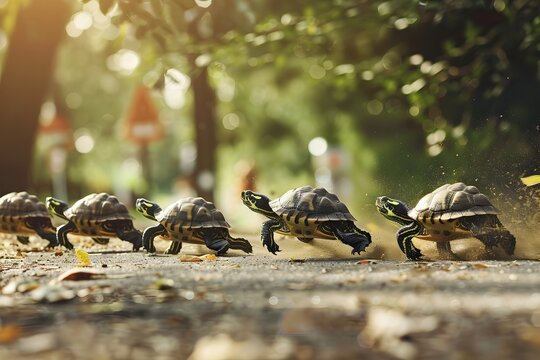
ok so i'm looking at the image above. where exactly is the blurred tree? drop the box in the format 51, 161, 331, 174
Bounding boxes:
0, 0, 70, 194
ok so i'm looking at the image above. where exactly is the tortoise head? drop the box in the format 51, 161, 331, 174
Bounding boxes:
46, 197, 70, 220
375, 196, 414, 226
241, 190, 275, 217
135, 198, 162, 220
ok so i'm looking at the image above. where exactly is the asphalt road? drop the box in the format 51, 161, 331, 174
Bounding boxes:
1, 233, 540, 360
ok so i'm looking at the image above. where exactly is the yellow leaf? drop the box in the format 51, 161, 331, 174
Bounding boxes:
199, 254, 217, 261
521, 175, 540, 187
75, 249, 92, 267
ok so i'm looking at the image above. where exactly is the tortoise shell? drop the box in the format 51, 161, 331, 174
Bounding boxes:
0, 192, 50, 219
0, 190, 51, 224
408, 182, 499, 222
65, 193, 132, 225
269, 186, 355, 222
156, 197, 230, 230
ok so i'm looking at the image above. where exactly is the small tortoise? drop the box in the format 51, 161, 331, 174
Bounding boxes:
376, 182, 516, 260
241, 186, 371, 255
136, 197, 253, 255
0, 192, 57, 247
47, 193, 142, 250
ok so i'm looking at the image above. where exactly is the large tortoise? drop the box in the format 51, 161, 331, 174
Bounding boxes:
241, 186, 371, 255
0, 192, 57, 247
376, 182, 516, 260
47, 193, 142, 250
136, 197, 253, 255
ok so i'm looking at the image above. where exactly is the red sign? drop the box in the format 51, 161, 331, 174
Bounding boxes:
124, 86, 164, 144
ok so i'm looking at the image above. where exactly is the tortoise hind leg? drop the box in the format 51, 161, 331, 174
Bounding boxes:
460, 215, 516, 256
16, 236, 30, 245
327, 221, 372, 255
436, 242, 461, 260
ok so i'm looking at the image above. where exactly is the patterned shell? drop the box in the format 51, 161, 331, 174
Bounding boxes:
408, 182, 499, 221
269, 186, 356, 222
65, 193, 132, 224
0, 192, 50, 219
156, 197, 230, 229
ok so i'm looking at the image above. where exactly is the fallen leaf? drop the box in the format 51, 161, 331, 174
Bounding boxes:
180, 254, 217, 262
75, 249, 92, 267
199, 254, 217, 261
0, 325, 22, 344
56, 268, 107, 282
357, 260, 376, 265
227, 263, 241, 268
54, 250, 64, 256
472, 263, 489, 269
180, 255, 203, 262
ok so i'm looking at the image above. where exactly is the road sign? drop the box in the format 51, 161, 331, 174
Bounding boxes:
124, 86, 164, 144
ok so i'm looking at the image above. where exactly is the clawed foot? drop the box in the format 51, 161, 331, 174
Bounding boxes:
264, 240, 281, 255
351, 239, 371, 255
406, 246, 423, 260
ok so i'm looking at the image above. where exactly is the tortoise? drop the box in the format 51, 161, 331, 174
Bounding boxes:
0, 192, 57, 247
375, 182, 516, 260
46, 193, 142, 251
135, 197, 253, 255
241, 186, 371, 255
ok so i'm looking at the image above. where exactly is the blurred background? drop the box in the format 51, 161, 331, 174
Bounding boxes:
0, 0, 538, 256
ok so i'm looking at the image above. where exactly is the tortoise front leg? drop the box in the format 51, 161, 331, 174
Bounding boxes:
164, 241, 182, 255
26, 219, 58, 248
16, 236, 30, 245
57, 222, 77, 250
397, 222, 423, 260
199, 229, 229, 255
142, 224, 166, 253
226, 231, 253, 254
261, 219, 282, 255
117, 229, 142, 252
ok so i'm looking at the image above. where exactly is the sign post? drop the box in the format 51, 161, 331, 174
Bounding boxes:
123, 86, 164, 190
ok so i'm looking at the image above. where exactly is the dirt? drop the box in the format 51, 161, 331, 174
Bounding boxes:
1, 232, 540, 360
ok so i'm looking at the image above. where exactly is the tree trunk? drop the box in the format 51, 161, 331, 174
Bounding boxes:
190, 61, 217, 202
0, 0, 70, 194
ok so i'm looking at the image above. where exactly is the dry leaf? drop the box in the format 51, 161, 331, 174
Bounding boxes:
75, 249, 92, 267
199, 254, 217, 261
472, 263, 489, 269
56, 268, 107, 282
54, 250, 64, 256
180, 254, 217, 262
357, 260, 376, 265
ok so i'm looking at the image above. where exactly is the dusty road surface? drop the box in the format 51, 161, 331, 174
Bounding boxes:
1, 235, 540, 360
